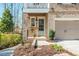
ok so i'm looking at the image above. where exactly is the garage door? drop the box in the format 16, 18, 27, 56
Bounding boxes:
55, 21, 79, 40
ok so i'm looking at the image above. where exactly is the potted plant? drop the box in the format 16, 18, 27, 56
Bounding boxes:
49, 30, 55, 40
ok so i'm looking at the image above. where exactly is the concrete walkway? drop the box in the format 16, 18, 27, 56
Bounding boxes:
32, 39, 54, 46
0, 44, 20, 56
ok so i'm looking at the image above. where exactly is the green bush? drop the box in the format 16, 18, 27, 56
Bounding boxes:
49, 30, 55, 40
51, 44, 63, 52
0, 33, 22, 49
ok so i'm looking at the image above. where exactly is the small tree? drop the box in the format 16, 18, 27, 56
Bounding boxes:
0, 8, 14, 33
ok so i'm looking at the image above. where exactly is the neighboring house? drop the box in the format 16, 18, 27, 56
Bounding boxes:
23, 3, 79, 40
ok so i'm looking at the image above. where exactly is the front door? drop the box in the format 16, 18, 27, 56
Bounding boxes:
37, 17, 45, 37
30, 16, 45, 37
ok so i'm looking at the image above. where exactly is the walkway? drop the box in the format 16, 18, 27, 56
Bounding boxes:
0, 44, 20, 56
32, 39, 54, 46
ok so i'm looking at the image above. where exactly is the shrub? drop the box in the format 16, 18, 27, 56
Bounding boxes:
0, 33, 22, 49
49, 30, 55, 40
51, 44, 63, 52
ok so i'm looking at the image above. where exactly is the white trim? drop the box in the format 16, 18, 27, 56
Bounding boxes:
55, 18, 79, 21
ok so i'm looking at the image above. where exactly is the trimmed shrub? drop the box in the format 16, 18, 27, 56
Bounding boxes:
51, 44, 63, 52
49, 30, 55, 40
0, 33, 22, 49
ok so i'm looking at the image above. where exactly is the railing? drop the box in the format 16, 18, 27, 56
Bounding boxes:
24, 3, 48, 9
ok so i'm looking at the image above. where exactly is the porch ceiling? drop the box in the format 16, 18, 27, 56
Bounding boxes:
23, 9, 49, 13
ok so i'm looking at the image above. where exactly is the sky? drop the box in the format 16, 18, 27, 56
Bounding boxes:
0, 3, 4, 17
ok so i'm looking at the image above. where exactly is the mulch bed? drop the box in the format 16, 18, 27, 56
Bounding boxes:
0, 47, 4, 50
13, 44, 74, 56
13, 38, 75, 56
28, 45, 56, 56
14, 39, 35, 56
13, 45, 35, 56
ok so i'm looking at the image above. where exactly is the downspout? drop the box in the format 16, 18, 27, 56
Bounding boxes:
21, 4, 24, 45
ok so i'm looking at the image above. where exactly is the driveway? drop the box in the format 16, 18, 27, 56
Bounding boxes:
56, 40, 79, 56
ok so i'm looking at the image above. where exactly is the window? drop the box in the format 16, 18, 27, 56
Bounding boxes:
33, 3, 39, 5
31, 18, 36, 27
39, 19, 44, 31
72, 3, 77, 5
57, 3, 62, 5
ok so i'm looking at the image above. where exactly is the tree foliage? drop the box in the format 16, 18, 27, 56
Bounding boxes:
0, 8, 14, 33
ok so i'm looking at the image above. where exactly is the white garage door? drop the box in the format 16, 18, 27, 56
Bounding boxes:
55, 21, 79, 40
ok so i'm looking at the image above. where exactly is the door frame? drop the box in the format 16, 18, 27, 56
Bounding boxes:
29, 16, 46, 38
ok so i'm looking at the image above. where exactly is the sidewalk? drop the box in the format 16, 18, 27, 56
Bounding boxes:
0, 44, 20, 56
32, 39, 55, 46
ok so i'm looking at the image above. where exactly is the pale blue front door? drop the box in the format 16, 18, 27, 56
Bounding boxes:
38, 17, 45, 37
